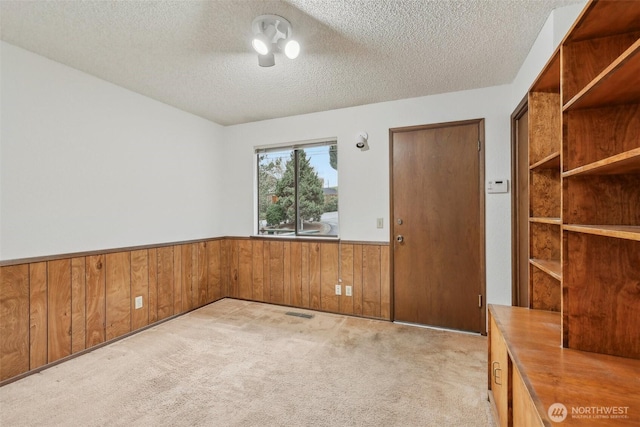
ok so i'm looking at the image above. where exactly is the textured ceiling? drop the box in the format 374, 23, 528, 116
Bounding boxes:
1, 0, 581, 126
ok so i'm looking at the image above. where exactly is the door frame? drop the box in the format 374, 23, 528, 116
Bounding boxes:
389, 118, 486, 335
511, 95, 528, 307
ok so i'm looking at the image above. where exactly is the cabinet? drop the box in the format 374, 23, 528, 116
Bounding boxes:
488, 305, 640, 427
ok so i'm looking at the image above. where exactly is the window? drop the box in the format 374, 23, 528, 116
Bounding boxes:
257, 141, 338, 237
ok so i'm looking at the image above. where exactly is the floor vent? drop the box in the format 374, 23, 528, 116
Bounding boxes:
285, 311, 314, 319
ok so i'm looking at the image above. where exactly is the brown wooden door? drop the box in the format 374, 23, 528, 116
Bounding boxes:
514, 108, 529, 307
391, 120, 485, 333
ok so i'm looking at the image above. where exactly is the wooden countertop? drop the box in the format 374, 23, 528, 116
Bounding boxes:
489, 304, 640, 425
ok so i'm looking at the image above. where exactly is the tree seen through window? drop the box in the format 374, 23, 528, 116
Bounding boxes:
257, 143, 338, 236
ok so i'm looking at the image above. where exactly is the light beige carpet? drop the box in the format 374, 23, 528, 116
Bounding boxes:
0, 299, 493, 426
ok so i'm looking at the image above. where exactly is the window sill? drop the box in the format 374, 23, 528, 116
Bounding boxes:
251, 234, 340, 243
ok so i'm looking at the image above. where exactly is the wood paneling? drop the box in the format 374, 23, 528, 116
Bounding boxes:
131, 250, 149, 331
380, 245, 391, 319
0, 265, 30, 381
148, 249, 158, 324
362, 245, 381, 318
71, 257, 86, 354
105, 252, 131, 341
0, 238, 388, 384
283, 242, 291, 306
220, 240, 230, 298
180, 245, 192, 312
238, 240, 253, 300
262, 241, 270, 303
196, 242, 207, 307
156, 247, 174, 321
251, 241, 264, 301
269, 242, 284, 304
308, 242, 321, 310
320, 243, 339, 313
207, 241, 222, 302
29, 262, 48, 369
289, 242, 302, 307
47, 259, 72, 363
216, 239, 388, 319
352, 244, 363, 316
174, 245, 183, 314
300, 243, 310, 308
339, 244, 354, 315
228, 240, 239, 298
86, 255, 106, 347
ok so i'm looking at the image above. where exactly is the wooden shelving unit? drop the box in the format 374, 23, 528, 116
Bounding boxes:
561, 0, 640, 360
490, 2, 640, 425
527, 49, 562, 312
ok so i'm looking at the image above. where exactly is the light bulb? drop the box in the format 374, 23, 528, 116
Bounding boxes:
252, 35, 270, 55
284, 39, 300, 59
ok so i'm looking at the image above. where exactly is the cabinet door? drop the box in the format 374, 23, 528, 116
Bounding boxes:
490, 315, 511, 427
513, 367, 543, 427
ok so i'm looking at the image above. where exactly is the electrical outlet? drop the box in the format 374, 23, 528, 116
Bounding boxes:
345, 286, 352, 297
335, 284, 342, 295
376, 218, 384, 228
134, 296, 143, 309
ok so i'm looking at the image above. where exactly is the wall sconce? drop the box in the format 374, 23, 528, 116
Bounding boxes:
356, 132, 369, 151
251, 14, 300, 67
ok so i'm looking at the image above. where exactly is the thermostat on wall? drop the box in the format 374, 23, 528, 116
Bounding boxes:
487, 179, 509, 194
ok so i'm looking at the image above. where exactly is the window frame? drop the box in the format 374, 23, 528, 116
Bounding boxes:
255, 139, 338, 239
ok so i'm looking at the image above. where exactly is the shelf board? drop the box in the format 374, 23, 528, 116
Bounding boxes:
529, 258, 561, 281
565, 0, 640, 42
563, 39, 640, 111
530, 152, 560, 171
563, 147, 640, 177
529, 217, 561, 225
563, 224, 640, 241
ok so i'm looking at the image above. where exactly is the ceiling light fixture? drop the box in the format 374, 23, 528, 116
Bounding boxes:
251, 14, 300, 67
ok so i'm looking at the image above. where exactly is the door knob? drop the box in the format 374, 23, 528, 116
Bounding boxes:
397, 219, 403, 225
396, 235, 404, 243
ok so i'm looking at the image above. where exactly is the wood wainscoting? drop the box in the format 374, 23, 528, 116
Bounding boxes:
0, 238, 390, 384
225, 239, 390, 319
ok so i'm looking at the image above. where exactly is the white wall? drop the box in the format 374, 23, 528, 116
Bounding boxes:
510, 2, 586, 109
223, 84, 513, 306
0, 42, 224, 260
